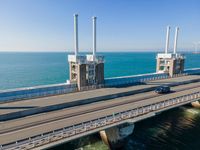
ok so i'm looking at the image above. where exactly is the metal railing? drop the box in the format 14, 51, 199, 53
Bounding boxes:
79, 84, 104, 91
104, 73, 189, 87
1, 91, 200, 150
0, 83, 78, 103
1, 67, 199, 103
0, 68, 200, 103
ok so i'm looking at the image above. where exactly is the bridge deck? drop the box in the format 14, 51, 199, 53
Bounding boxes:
0, 79, 200, 145
0, 75, 199, 116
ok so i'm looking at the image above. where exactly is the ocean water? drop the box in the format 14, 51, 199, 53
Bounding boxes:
0, 52, 200, 150
0, 52, 199, 90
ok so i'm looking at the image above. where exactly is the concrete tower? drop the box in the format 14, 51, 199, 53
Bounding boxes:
68, 14, 87, 90
67, 14, 105, 90
86, 16, 105, 85
156, 26, 185, 77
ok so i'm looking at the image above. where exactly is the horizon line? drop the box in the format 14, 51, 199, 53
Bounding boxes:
0, 49, 195, 53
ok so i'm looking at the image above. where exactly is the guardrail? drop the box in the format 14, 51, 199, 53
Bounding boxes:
0, 68, 199, 103
184, 68, 200, 75
104, 73, 189, 87
0, 83, 78, 103
2, 91, 200, 150
79, 84, 104, 91
104, 68, 200, 88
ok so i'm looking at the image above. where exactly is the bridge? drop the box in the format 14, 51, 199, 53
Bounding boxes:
0, 15, 200, 150
0, 71, 200, 150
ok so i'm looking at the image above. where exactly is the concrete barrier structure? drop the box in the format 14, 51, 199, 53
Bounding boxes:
184, 68, 200, 75
105, 68, 200, 87
0, 83, 77, 103
0, 68, 199, 103
104, 72, 169, 87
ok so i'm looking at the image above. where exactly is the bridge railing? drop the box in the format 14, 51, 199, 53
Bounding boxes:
104, 68, 200, 87
2, 91, 200, 150
104, 73, 189, 87
0, 83, 78, 103
79, 84, 104, 91
184, 68, 200, 75
0, 68, 199, 103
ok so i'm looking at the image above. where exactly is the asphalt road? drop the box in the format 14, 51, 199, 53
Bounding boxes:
0, 75, 199, 115
0, 81, 199, 145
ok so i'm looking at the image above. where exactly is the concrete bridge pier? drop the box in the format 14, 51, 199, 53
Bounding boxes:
99, 123, 134, 150
191, 100, 200, 108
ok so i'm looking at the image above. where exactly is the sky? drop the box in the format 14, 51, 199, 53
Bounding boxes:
0, 0, 199, 52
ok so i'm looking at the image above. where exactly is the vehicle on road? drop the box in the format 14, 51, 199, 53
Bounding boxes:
155, 86, 171, 94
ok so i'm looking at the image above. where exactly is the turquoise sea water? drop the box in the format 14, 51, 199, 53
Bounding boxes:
0, 52, 200, 150
0, 52, 199, 90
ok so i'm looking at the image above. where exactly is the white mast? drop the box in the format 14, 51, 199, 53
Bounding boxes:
93, 16, 97, 56
173, 27, 179, 54
74, 14, 79, 56
165, 26, 170, 54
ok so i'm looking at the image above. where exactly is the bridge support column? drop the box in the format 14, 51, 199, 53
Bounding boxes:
99, 123, 134, 150
191, 100, 200, 108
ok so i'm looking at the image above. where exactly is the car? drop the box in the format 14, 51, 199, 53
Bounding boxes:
155, 86, 170, 94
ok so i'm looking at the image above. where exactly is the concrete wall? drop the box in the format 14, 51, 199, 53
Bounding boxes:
156, 58, 161, 72
96, 63, 104, 84
169, 58, 185, 76
0, 83, 77, 103
77, 64, 87, 89
104, 72, 169, 87
184, 68, 200, 75
180, 59, 185, 73
105, 68, 200, 87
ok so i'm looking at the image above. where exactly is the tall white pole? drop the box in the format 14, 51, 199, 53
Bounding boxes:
93, 16, 97, 56
173, 27, 179, 54
165, 26, 170, 54
74, 14, 78, 56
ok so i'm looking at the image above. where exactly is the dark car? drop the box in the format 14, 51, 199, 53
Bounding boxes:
155, 86, 170, 94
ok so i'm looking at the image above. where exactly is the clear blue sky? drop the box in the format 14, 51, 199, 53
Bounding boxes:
0, 0, 199, 52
